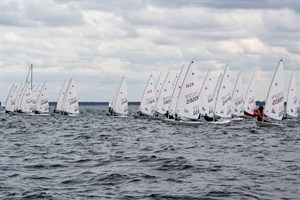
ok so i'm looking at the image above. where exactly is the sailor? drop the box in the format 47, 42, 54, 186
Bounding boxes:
257, 105, 264, 122
175, 113, 180, 121
164, 110, 170, 118
204, 113, 214, 122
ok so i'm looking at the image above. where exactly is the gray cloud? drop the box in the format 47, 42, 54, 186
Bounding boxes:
1, 1, 85, 27
1, 0, 299, 101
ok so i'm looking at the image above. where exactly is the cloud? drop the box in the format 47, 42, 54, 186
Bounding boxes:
1, 0, 299, 102
1, 0, 85, 27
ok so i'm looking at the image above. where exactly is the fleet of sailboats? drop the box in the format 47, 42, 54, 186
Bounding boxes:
2, 60, 299, 126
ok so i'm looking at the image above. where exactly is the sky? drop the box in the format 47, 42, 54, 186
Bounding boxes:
1, 0, 299, 102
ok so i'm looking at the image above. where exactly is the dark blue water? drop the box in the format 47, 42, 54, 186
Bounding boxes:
0, 105, 299, 199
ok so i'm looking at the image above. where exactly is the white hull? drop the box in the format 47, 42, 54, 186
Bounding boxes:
68, 113, 80, 117
163, 118, 203, 126
256, 120, 284, 127
231, 117, 244, 121
133, 115, 162, 120
34, 113, 50, 116
208, 119, 231, 124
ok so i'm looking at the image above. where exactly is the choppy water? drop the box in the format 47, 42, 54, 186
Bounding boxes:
0, 105, 299, 200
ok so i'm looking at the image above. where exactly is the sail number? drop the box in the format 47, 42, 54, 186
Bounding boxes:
186, 82, 194, 88
272, 92, 284, 105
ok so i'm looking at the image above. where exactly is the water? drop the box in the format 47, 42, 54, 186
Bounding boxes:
0, 105, 299, 199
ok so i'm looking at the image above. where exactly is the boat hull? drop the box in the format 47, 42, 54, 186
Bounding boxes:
208, 119, 231, 124
163, 118, 203, 126
256, 120, 283, 127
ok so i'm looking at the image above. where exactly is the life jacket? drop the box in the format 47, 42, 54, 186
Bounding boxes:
253, 109, 259, 116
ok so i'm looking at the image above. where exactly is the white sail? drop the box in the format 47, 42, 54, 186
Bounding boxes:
176, 61, 200, 119
139, 75, 156, 115
63, 79, 80, 115
5, 84, 18, 112
35, 82, 49, 113
264, 60, 285, 120
15, 83, 24, 111
286, 71, 298, 117
199, 70, 214, 117
155, 71, 174, 114
32, 85, 40, 109
20, 81, 34, 113
214, 65, 232, 118
211, 73, 222, 117
154, 73, 164, 104
244, 74, 256, 115
169, 65, 186, 115
56, 80, 68, 112
112, 77, 128, 115
231, 72, 244, 116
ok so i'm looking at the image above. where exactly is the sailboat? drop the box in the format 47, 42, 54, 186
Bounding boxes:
110, 76, 128, 117
198, 70, 214, 118
54, 80, 68, 114
168, 65, 186, 116
136, 74, 156, 118
244, 74, 257, 117
164, 61, 201, 125
155, 71, 174, 116
18, 64, 34, 114
61, 78, 80, 116
285, 71, 298, 118
256, 59, 285, 127
33, 81, 50, 115
209, 65, 232, 124
4, 84, 19, 113
231, 72, 244, 121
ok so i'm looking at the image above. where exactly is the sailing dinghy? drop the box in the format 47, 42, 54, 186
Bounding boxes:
4, 84, 19, 113
209, 65, 232, 124
231, 72, 244, 121
199, 70, 214, 118
110, 76, 128, 117
243, 74, 257, 117
61, 78, 80, 116
135, 75, 156, 119
285, 71, 298, 118
256, 60, 285, 127
164, 61, 202, 125
33, 81, 50, 115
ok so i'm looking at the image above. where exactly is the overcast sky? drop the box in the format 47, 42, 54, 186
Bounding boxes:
1, 0, 299, 102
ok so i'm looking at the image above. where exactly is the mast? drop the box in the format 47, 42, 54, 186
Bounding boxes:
31, 64, 33, 90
